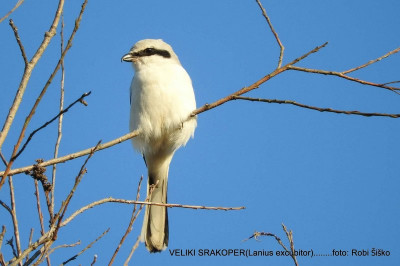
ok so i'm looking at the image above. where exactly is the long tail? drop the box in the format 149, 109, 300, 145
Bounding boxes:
141, 155, 171, 252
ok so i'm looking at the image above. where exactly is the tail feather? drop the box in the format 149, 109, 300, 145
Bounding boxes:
141, 156, 171, 252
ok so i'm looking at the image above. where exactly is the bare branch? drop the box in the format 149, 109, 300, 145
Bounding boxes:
109, 176, 143, 264
255, 0, 284, 68
244, 223, 298, 266
0, 130, 140, 177
124, 236, 140, 266
288, 65, 400, 94
6, 227, 55, 265
0, 200, 12, 216
282, 224, 299, 266
25, 228, 34, 264
0, 152, 7, 167
53, 141, 101, 240
13, 92, 91, 160
233, 96, 400, 118
51, 12, 66, 225
343, 47, 400, 74
34, 181, 47, 238
0, 226, 6, 248
8, 177, 21, 260
90, 255, 97, 266
6, 238, 18, 258
62, 197, 245, 227
31, 241, 80, 265
382, 80, 400, 85
0, 0, 65, 152
0, 0, 25, 23
0, 0, 88, 191
60, 228, 109, 265
9, 19, 28, 66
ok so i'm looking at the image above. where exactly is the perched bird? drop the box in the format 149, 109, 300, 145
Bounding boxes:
122, 39, 197, 252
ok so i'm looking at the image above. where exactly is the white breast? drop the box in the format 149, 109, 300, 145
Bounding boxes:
129, 62, 197, 155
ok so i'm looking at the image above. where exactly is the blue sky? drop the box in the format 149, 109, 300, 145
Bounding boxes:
1, 0, 399, 265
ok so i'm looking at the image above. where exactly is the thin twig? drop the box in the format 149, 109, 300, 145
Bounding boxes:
62, 197, 245, 227
109, 176, 143, 264
255, 0, 284, 68
0, 130, 140, 177
0, 0, 25, 23
34, 181, 46, 238
124, 236, 140, 266
0, 254, 5, 266
25, 229, 34, 264
51, 12, 66, 221
0, 152, 7, 166
53, 141, 101, 241
6, 227, 55, 265
244, 224, 298, 266
282, 224, 299, 266
61, 228, 109, 265
13, 92, 91, 160
8, 176, 22, 262
288, 65, 400, 94
233, 96, 400, 118
30, 241, 80, 265
9, 19, 28, 66
0, 0, 65, 152
382, 80, 400, 85
343, 47, 400, 74
0, 226, 6, 249
0, 200, 12, 216
7, 238, 18, 258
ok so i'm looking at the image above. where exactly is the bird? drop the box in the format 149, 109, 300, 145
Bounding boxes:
122, 39, 197, 252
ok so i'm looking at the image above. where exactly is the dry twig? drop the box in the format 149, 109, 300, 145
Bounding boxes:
0, 130, 140, 177
109, 176, 144, 264
288, 65, 400, 94
233, 96, 400, 118
0, 0, 25, 23
13, 92, 91, 160
124, 236, 140, 266
244, 223, 298, 266
60, 229, 109, 265
8, 19, 28, 65
255, 0, 284, 68
61, 197, 245, 228
51, 12, 66, 226
53, 141, 101, 241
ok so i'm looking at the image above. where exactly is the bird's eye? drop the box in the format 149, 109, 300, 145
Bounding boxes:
144, 48, 155, 54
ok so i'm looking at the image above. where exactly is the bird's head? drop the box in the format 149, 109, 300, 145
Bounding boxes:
122, 39, 180, 68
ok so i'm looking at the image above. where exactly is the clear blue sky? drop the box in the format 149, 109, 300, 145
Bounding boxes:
1, 0, 399, 265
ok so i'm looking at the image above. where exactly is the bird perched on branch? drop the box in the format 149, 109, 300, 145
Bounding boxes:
122, 39, 197, 252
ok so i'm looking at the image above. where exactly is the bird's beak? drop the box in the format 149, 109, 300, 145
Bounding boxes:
121, 53, 136, 62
